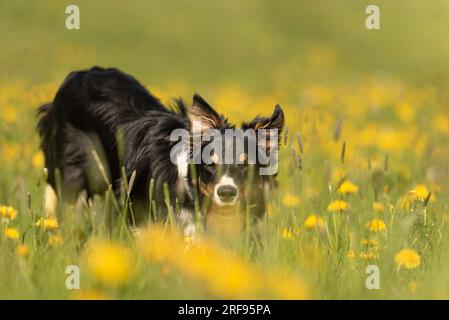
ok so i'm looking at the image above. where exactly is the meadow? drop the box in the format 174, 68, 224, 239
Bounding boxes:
2, 0, 449, 299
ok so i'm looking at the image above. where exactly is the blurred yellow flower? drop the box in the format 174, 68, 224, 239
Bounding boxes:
337, 180, 359, 195
365, 219, 387, 232
139, 227, 309, 299
304, 214, 325, 230
0, 205, 18, 220
32, 151, 44, 169
4, 227, 19, 240
85, 240, 132, 286
360, 239, 379, 247
433, 115, 449, 134
35, 217, 59, 230
16, 244, 29, 258
282, 227, 299, 240
327, 200, 350, 212
395, 249, 421, 270
399, 192, 415, 211
282, 194, 300, 208
372, 202, 385, 213
347, 250, 355, 259
359, 251, 378, 261
410, 184, 435, 202
48, 234, 64, 246
395, 101, 415, 123
2, 106, 17, 123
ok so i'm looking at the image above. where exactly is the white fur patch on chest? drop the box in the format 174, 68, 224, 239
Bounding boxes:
176, 150, 189, 178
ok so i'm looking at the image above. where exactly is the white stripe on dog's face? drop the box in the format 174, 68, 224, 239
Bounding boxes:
213, 175, 238, 206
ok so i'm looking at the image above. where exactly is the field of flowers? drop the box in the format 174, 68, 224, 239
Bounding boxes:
2, 76, 449, 299
2, 0, 449, 300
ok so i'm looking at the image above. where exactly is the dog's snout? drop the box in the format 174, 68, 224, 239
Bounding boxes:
217, 185, 237, 202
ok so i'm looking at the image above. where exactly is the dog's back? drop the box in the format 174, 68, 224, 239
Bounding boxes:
37, 67, 167, 202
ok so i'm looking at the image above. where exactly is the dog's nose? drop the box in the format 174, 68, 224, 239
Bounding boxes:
217, 185, 238, 202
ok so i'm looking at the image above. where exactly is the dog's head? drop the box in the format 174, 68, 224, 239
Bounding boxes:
186, 93, 284, 220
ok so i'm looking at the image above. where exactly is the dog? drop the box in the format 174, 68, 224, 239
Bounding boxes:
37, 67, 284, 237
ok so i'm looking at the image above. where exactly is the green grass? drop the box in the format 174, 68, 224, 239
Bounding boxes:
1, 0, 449, 299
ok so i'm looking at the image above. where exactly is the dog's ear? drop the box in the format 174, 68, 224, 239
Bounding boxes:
189, 93, 222, 134
243, 105, 285, 150
244, 104, 284, 131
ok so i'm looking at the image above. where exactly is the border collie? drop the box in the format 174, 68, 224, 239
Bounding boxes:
37, 67, 284, 236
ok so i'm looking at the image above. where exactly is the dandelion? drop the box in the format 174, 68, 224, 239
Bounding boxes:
304, 214, 325, 230
359, 251, 378, 261
35, 217, 59, 230
372, 201, 385, 213
32, 151, 44, 169
85, 240, 132, 286
4, 227, 19, 240
327, 200, 350, 212
433, 116, 449, 134
282, 227, 299, 240
48, 234, 64, 246
347, 250, 355, 259
2, 106, 17, 123
337, 180, 359, 195
365, 219, 387, 232
410, 184, 435, 202
282, 193, 300, 208
0, 205, 18, 220
360, 239, 379, 247
399, 191, 415, 211
16, 244, 29, 258
395, 248, 421, 270
139, 227, 309, 299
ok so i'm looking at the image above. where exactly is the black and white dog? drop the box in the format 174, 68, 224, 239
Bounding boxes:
37, 67, 284, 236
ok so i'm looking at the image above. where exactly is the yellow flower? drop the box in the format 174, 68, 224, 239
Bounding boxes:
48, 234, 64, 246
32, 151, 44, 169
395, 101, 415, 123
327, 200, 350, 212
35, 217, 59, 230
399, 192, 415, 211
365, 219, 387, 232
337, 180, 359, 195
282, 227, 299, 240
360, 239, 379, 247
359, 251, 379, 261
0, 205, 18, 220
85, 240, 132, 286
16, 244, 29, 258
347, 250, 355, 259
433, 115, 449, 134
372, 202, 385, 213
282, 194, 300, 208
2, 106, 17, 123
5, 227, 19, 240
395, 248, 421, 270
139, 227, 309, 299
304, 214, 325, 230
410, 184, 435, 202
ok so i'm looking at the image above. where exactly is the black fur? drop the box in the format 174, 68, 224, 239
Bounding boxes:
37, 66, 284, 228
37, 67, 190, 221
